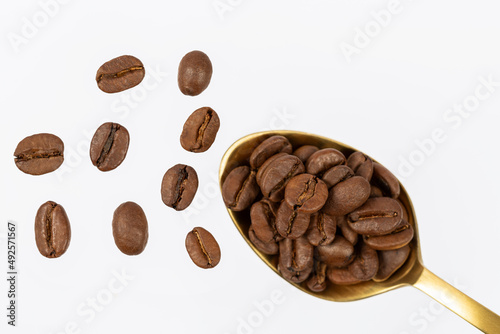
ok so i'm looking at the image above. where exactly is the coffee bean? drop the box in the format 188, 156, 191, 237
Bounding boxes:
112, 202, 148, 256
305, 212, 336, 246
370, 185, 384, 198
398, 199, 410, 222
249, 136, 292, 169
178, 50, 212, 96
14, 133, 64, 175
347, 197, 403, 236
275, 201, 311, 239
316, 235, 354, 267
279, 237, 314, 275
248, 226, 279, 255
306, 148, 346, 175
161, 164, 198, 211
372, 162, 400, 199
293, 145, 319, 164
323, 176, 370, 216
96, 55, 145, 93
322, 165, 354, 188
373, 245, 411, 282
363, 219, 414, 250
89, 123, 129, 171
284, 173, 328, 214
222, 166, 260, 211
257, 154, 305, 202
255, 152, 288, 186
337, 215, 358, 246
348, 242, 379, 281
307, 261, 328, 292
347, 152, 373, 181
327, 267, 361, 285
34, 201, 71, 258
278, 262, 313, 284
186, 227, 221, 269
250, 200, 281, 243
180, 107, 220, 153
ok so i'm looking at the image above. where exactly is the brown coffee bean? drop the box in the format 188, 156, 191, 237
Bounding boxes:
34, 201, 71, 258
322, 165, 354, 188
347, 152, 373, 181
255, 152, 288, 185
337, 215, 358, 246
250, 200, 281, 243
248, 226, 279, 255
249, 136, 292, 169
316, 235, 354, 267
279, 237, 314, 274
327, 267, 361, 285
347, 197, 403, 236
398, 199, 410, 221
307, 261, 328, 292
370, 185, 384, 198
275, 201, 311, 239
373, 245, 411, 282
348, 242, 379, 281
305, 212, 336, 246
112, 202, 148, 256
372, 162, 400, 199
14, 133, 64, 175
222, 166, 260, 211
363, 219, 414, 250
293, 145, 319, 164
89, 123, 129, 171
161, 164, 198, 211
180, 107, 220, 153
278, 262, 313, 284
284, 174, 328, 214
257, 154, 305, 202
178, 50, 212, 96
96, 55, 145, 93
306, 148, 346, 175
185, 227, 221, 269
323, 176, 370, 216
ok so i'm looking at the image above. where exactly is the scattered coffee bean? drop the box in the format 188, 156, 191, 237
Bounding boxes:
305, 212, 336, 246
34, 201, 71, 258
347, 197, 402, 236
372, 162, 400, 199
185, 227, 221, 269
323, 176, 371, 216
178, 50, 213, 96
249, 136, 292, 169
306, 148, 345, 175
14, 133, 64, 175
161, 164, 198, 211
373, 245, 411, 282
89, 122, 129, 171
180, 107, 220, 153
112, 202, 148, 255
275, 201, 311, 239
96, 55, 145, 93
363, 219, 413, 250
222, 166, 260, 211
293, 145, 319, 164
347, 152, 373, 181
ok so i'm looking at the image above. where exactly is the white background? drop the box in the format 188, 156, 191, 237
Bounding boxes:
1, 1, 500, 333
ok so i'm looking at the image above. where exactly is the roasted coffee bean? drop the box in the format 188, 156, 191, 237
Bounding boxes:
249, 136, 292, 169
372, 162, 400, 199
398, 199, 410, 221
222, 166, 260, 211
323, 176, 370, 216
14, 133, 64, 175
370, 185, 384, 198
180, 107, 220, 153
306, 212, 336, 246
348, 242, 379, 281
178, 50, 212, 96
348, 197, 402, 236
96, 55, 145, 93
284, 174, 328, 214
248, 226, 279, 255
363, 219, 413, 250
275, 201, 311, 239
112, 202, 148, 255
279, 237, 314, 273
257, 154, 305, 202
322, 165, 354, 188
316, 235, 355, 267
293, 145, 319, 164
327, 267, 361, 285
278, 262, 313, 284
250, 200, 281, 243
161, 164, 198, 211
337, 215, 358, 246
373, 245, 411, 282
307, 261, 328, 292
255, 152, 287, 185
347, 152, 373, 181
185, 227, 221, 269
89, 123, 129, 171
34, 201, 71, 258
306, 148, 346, 175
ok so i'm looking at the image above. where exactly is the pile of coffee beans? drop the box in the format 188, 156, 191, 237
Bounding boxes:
222, 135, 414, 289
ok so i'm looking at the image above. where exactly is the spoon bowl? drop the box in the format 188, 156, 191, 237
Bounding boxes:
219, 130, 500, 331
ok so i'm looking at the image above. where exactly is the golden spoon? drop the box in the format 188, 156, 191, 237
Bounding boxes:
219, 130, 500, 333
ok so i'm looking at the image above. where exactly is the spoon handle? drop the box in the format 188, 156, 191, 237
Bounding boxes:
413, 266, 500, 333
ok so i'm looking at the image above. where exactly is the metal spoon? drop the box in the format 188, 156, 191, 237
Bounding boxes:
219, 130, 500, 333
